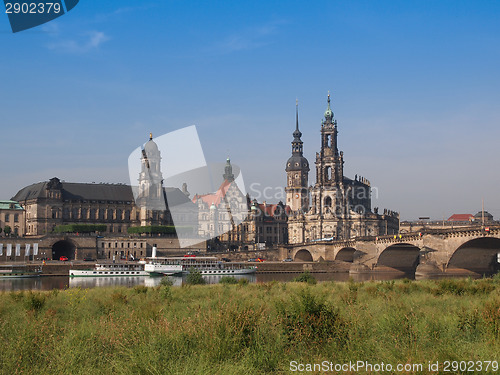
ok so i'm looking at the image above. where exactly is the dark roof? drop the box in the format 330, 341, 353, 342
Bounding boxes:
473, 211, 494, 220
285, 155, 309, 172
12, 179, 193, 207
12, 181, 134, 202
11, 182, 47, 202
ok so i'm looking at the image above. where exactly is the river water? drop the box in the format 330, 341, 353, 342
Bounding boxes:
0, 272, 413, 292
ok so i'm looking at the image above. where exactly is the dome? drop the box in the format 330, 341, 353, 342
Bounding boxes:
286, 155, 309, 172
144, 133, 159, 154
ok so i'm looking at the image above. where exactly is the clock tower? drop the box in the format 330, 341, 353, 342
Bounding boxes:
285, 100, 310, 213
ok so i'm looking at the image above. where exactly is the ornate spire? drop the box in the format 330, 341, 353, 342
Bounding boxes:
293, 99, 302, 140
324, 91, 333, 121
149, 132, 153, 140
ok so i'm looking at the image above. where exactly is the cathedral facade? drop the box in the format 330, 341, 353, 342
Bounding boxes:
286, 94, 399, 243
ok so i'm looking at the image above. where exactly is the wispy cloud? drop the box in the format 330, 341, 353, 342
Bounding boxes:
210, 20, 287, 54
47, 30, 110, 53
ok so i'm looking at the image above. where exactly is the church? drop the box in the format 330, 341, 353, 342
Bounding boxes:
286, 94, 399, 243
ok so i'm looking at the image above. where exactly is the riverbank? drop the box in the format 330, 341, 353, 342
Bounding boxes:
0, 276, 499, 374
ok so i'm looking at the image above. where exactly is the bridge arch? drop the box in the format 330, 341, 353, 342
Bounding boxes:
448, 237, 500, 274
51, 240, 76, 260
378, 243, 420, 273
294, 249, 313, 262
335, 247, 356, 262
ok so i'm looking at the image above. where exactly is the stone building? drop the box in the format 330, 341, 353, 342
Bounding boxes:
11, 134, 197, 237
193, 158, 289, 250
286, 94, 399, 243
0, 200, 25, 236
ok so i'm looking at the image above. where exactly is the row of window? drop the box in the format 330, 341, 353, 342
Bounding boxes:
1, 214, 19, 222
59, 208, 133, 221
101, 242, 145, 249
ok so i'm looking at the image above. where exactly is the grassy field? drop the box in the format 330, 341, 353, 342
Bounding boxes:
0, 276, 499, 374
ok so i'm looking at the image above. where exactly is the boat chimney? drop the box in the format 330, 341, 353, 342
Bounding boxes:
152, 246, 157, 258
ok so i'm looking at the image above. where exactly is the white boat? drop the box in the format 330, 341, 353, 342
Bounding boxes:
69, 263, 150, 277
143, 259, 184, 276
0, 265, 42, 279
144, 257, 257, 276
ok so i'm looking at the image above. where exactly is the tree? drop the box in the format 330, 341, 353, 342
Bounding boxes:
3, 226, 11, 236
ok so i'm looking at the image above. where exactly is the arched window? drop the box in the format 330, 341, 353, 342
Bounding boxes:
325, 196, 332, 207
107, 209, 114, 221
116, 209, 123, 221
325, 167, 331, 181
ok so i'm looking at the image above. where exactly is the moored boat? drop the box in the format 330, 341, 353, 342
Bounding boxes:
144, 257, 256, 276
0, 265, 42, 279
69, 263, 150, 277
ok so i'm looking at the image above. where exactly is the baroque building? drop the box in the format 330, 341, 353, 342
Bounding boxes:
287, 94, 399, 243
11, 134, 196, 236
193, 158, 289, 250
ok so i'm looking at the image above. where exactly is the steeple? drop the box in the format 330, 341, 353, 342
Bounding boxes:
291, 99, 303, 155
324, 91, 333, 121
285, 99, 310, 213
223, 157, 235, 182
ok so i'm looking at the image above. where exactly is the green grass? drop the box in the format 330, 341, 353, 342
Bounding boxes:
0, 277, 499, 374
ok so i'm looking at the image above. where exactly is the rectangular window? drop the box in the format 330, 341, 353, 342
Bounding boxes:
14, 214, 19, 222
5, 214, 10, 222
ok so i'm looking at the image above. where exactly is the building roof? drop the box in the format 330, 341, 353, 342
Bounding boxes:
258, 203, 290, 217
11, 178, 194, 207
12, 181, 135, 202
447, 214, 474, 222
192, 180, 232, 207
0, 200, 23, 210
473, 211, 494, 220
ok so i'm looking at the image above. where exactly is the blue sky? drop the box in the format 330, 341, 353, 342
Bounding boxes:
1, 0, 499, 220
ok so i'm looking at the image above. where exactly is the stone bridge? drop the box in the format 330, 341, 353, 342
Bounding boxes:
280, 225, 500, 276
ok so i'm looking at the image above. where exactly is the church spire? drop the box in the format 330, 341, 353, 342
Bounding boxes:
293, 99, 302, 141
295, 98, 299, 132
324, 91, 333, 121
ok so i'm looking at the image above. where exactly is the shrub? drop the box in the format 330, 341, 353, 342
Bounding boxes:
133, 285, 148, 294
127, 225, 177, 235
238, 278, 249, 286
159, 277, 174, 287
23, 292, 46, 313
292, 270, 317, 284
220, 276, 238, 284
186, 268, 205, 285
277, 289, 346, 346
53, 224, 107, 233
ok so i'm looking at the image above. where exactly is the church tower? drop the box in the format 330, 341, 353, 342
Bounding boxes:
310, 93, 346, 217
138, 133, 165, 225
316, 92, 344, 187
285, 100, 310, 212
